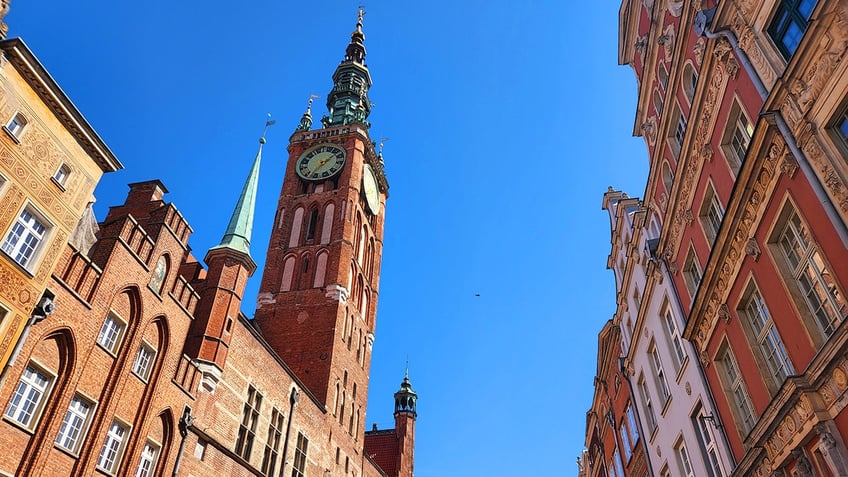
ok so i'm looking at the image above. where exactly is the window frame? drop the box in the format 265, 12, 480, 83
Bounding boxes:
52, 163, 71, 189
292, 432, 309, 477
675, 439, 695, 477
1, 204, 52, 272
261, 408, 285, 476
235, 385, 263, 461
767, 0, 817, 59
637, 374, 658, 436
772, 205, 847, 341
4, 363, 54, 430
739, 283, 794, 391
134, 440, 160, 477
699, 182, 725, 244
662, 302, 686, 373
97, 420, 130, 475
131, 341, 157, 382
717, 344, 757, 435
683, 247, 703, 298
693, 403, 725, 477
649, 342, 671, 406
55, 394, 95, 454
720, 101, 753, 175
97, 311, 127, 355
4, 112, 28, 142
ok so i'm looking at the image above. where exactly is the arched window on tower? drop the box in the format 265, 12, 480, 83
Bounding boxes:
313, 251, 328, 288
289, 207, 304, 247
321, 203, 334, 244
281, 256, 296, 292
305, 209, 319, 242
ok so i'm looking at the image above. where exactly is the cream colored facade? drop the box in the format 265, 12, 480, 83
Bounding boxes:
0, 38, 120, 374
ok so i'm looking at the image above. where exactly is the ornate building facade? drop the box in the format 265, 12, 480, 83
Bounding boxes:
584, 0, 848, 475
0, 9, 416, 477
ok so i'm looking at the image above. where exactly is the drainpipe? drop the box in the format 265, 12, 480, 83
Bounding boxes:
172, 407, 195, 477
694, 7, 848, 249
279, 387, 300, 475
662, 256, 738, 472
0, 294, 55, 385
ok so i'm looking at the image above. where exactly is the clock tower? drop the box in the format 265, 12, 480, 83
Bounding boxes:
254, 9, 388, 416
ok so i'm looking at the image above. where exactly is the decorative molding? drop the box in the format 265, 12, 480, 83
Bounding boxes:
718, 303, 731, 323
661, 25, 675, 63
699, 350, 711, 368
693, 38, 706, 66
641, 116, 658, 145
780, 154, 799, 177
745, 238, 761, 261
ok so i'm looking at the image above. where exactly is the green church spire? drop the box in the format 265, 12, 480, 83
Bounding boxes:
209, 117, 274, 268
321, 9, 372, 128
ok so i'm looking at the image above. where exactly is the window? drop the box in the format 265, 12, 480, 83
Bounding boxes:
620, 421, 632, 462
836, 109, 848, 146
134, 441, 159, 477
683, 64, 698, 102
676, 440, 695, 477
5, 112, 27, 139
683, 248, 702, 298
132, 343, 156, 381
658, 62, 669, 89
718, 346, 757, 434
5, 365, 52, 428
661, 161, 674, 193
700, 184, 725, 243
650, 344, 671, 404
292, 432, 308, 477
654, 89, 664, 115
235, 385, 262, 461
638, 375, 657, 434
693, 404, 725, 477
52, 164, 71, 188
662, 304, 686, 371
97, 312, 126, 354
768, 0, 817, 58
669, 107, 687, 157
722, 104, 754, 174
261, 408, 284, 476
777, 209, 847, 337
55, 395, 93, 453
612, 448, 625, 477
97, 421, 128, 474
742, 287, 793, 389
2, 207, 49, 270
305, 209, 319, 241
625, 402, 640, 444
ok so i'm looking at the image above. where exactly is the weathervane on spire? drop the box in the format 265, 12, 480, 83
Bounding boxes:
358, 4, 366, 22
378, 136, 389, 155
260, 113, 276, 144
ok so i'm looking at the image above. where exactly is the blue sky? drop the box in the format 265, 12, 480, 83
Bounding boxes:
9, 1, 649, 475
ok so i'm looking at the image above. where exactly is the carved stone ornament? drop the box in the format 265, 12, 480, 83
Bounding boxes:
693, 38, 706, 66
718, 303, 731, 323
681, 208, 695, 225
634, 35, 647, 56
745, 238, 761, 261
641, 116, 658, 145
792, 449, 814, 477
667, 0, 683, 16
662, 25, 675, 62
781, 153, 799, 177
700, 350, 711, 368
701, 144, 714, 162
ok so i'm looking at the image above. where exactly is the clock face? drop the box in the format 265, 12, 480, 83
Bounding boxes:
296, 143, 346, 181
362, 164, 381, 215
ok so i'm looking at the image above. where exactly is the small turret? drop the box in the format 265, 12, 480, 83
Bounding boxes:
394, 371, 418, 418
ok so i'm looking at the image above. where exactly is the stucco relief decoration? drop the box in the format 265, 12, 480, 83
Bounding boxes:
699, 350, 711, 367
641, 116, 658, 145
661, 25, 675, 62
793, 449, 814, 477
745, 238, 761, 260
733, 12, 776, 89
718, 303, 731, 322
681, 208, 694, 224
34, 229, 67, 282
781, 153, 799, 177
693, 38, 706, 66
643, 0, 654, 9
634, 34, 648, 58
798, 123, 848, 213
666, 0, 683, 17
700, 144, 714, 162
789, 7, 848, 123
0, 265, 34, 308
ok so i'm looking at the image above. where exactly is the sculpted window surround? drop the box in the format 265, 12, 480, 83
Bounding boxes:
699, 182, 725, 244
1, 205, 51, 271
739, 284, 793, 392
773, 207, 847, 340
717, 344, 757, 435
721, 101, 753, 176
767, 0, 818, 59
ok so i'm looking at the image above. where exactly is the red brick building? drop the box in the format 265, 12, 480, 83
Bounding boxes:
0, 9, 416, 477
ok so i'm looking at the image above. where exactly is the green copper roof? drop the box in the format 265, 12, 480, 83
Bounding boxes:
211, 137, 263, 258
321, 10, 372, 128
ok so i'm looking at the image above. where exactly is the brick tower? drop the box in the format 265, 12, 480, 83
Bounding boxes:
254, 9, 387, 412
